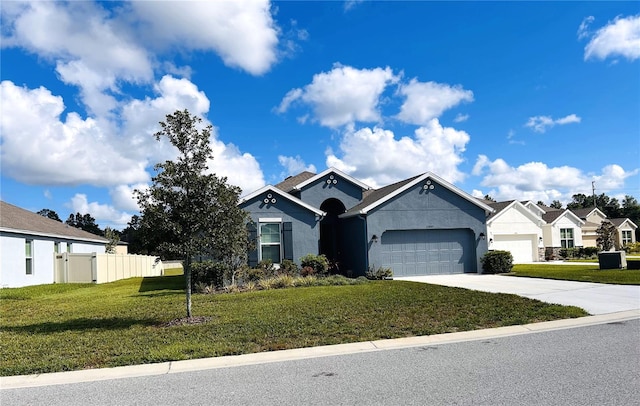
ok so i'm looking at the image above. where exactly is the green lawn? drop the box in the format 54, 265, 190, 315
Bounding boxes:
0, 276, 587, 376
510, 264, 640, 284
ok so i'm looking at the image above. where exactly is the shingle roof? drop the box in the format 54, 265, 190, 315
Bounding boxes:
0, 201, 108, 242
541, 208, 565, 223
570, 208, 595, 219
343, 174, 422, 215
487, 200, 516, 220
609, 217, 638, 229
274, 171, 316, 193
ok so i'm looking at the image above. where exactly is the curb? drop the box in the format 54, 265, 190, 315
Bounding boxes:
2, 310, 639, 390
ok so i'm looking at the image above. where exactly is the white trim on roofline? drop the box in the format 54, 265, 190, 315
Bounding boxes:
343, 172, 494, 217
487, 201, 547, 226
0, 227, 108, 244
239, 185, 326, 216
549, 210, 586, 226
292, 167, 372, 191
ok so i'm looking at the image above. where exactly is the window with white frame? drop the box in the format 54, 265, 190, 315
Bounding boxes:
54, 242, 60, 254
67, 243, 73, 253
260, 222, 281, 263
560, 228, 574, 248
622, 230, 632, 245
25, 240, 33, 275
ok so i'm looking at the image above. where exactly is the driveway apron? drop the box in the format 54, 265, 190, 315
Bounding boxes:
395, 274, 640, 315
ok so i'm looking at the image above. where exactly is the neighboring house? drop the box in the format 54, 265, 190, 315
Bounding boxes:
570, 208, 608, 248
486, 200, 545, 263
609, 218, 638, 248
239, 168, 493, 277
571, 207, 637, 249
539, 207, 585, 259
0, 201, 107, 288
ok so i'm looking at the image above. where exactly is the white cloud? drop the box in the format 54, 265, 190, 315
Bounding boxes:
525, 114, 581, 133
577, 16, 595, 40
278, 155, 317, 177
1, 0, 281, 118
583, 14, 640, 61
453, 113, 470, 123
109, 184, 148, 213
130, 0, 279, 75
276, 64, 399, 128
1, 76, 266, 195
69, 194, 132, 229
326, 119, 469, 187
0, 80, 149, 186
396, 79, 474, 126
472, 155, 638, 203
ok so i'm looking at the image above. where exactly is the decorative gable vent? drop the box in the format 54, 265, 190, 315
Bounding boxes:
263, 193, 277, 204
423, 180, 435, 190
326, 174, 338, 185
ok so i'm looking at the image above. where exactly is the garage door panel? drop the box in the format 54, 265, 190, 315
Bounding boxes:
380, 229, 474, 276
491, 234, 536, 263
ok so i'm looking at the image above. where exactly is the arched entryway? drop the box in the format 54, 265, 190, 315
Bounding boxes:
320, 198, 346, 270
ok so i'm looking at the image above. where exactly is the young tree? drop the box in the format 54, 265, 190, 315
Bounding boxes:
37, 209, 62, 222
136, 109, 249, 319
596, 220, 616, 252
104, 227, 120, 254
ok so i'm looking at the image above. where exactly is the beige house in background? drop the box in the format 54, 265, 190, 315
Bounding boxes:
571, 207, 637, 249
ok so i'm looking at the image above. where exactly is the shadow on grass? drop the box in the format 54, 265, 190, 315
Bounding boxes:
138, 275, 184, 293
2, 317, 159, 334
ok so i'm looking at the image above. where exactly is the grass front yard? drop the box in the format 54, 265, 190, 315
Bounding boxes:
510, 264, 640, 285
0, 275, 587, 377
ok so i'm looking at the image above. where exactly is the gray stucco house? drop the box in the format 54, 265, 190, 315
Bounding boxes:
239, 168, 493, 277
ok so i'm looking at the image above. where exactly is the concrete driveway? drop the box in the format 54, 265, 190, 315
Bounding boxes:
395, 274, 640, 315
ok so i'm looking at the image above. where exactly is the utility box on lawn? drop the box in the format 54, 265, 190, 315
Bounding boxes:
598, 251, 627, 270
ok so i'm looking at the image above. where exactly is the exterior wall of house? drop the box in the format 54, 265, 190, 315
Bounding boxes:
616, 223, 637, 248
364, 180, 488, 275
487, 205, 543, 263
297, 174, 364, 210
240, 194, 321, 265
0, 232, 105, 288
542, 217, 584, 259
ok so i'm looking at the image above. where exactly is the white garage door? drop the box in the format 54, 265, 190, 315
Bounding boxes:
380, 229, 475, 276
491, 234, 536, 263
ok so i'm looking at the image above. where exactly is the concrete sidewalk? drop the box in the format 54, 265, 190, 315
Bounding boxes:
395, 274, 640, 315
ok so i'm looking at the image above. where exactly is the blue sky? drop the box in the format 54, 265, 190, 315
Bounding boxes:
1, 1, 639, 230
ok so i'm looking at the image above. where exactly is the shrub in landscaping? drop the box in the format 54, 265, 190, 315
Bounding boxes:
278, 259, 300, 276
191, 260, 226, 289
623, 242, 640, 254
300, 254, 329, 276
365, 265, 393, 280
481, 250, 513, 274
559, 247, 598, 259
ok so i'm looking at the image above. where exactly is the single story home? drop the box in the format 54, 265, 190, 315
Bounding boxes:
0, 201, 108, 288
239, 168, 493, 277
486, 200, 545, 263
571, 207, 637, 249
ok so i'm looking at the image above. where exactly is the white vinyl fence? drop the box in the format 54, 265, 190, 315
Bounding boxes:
54, 253, 163, 284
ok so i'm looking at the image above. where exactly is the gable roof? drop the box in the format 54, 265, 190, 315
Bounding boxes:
0, 201, 108, 243
487, 200, 546, 225
291, 167, 371, 192
542, 208, 585, 226
609, 217, 638, 229
570, 207, 607, 220
239, 185, 326, 216
275, 171, 316, 193
341, 172, 494, 218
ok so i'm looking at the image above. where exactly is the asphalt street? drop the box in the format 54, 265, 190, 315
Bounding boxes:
3, 317, 639, 406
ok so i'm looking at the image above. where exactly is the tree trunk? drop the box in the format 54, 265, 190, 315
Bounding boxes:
184, 256, 192, 318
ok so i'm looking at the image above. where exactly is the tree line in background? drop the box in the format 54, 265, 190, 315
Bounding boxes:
37, 209, 120, 253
